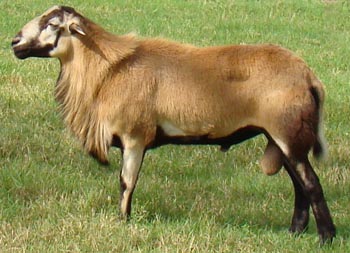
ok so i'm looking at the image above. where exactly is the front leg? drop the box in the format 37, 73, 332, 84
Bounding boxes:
119, 139, 145, 218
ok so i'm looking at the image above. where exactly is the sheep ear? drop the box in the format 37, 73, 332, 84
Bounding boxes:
69, 23, 86, 36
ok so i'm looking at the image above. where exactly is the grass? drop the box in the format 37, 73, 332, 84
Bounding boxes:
1, 0, 350, 252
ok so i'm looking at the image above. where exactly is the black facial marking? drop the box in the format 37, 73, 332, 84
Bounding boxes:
13, 40, 54, 59
60, 6, 85, 21
39, 9, 64, 31
60, 6, 79, 15
54, 29, 62, 47
38, 6, 82, 31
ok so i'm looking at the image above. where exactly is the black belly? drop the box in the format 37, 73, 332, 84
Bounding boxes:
148, 125, 263, 151
112, 125, 263, 151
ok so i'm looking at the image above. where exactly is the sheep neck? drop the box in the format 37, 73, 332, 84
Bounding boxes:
55, 32, 138, 162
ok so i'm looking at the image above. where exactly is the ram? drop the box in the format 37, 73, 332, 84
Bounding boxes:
12, 6, 335, 243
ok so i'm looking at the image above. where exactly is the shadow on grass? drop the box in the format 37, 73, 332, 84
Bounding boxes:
134, 187, 294, 233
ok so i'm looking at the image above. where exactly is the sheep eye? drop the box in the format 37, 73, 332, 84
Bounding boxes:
47, 23, 59, 30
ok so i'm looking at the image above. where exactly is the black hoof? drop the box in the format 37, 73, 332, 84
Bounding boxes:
319, 229, 336, 245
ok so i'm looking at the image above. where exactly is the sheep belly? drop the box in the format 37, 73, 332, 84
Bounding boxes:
159, 120, 283, 176
159, 121, 187, 136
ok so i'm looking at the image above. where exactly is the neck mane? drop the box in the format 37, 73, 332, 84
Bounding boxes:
55, 19, 138, 161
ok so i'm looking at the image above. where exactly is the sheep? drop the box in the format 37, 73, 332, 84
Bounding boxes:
12, 6, 335, 243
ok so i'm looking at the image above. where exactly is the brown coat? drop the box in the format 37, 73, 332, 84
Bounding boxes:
56, 20, 325, 170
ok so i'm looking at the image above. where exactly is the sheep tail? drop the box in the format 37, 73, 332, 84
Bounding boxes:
308, 73, 328, 160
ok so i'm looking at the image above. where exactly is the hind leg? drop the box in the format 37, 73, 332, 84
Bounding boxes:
284, 155, 335, 244
284, 160, 310, 234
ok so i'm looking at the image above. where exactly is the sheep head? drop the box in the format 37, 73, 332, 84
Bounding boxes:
12, 6, 86, 60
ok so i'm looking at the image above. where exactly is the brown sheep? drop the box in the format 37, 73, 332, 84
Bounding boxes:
12, 6, 335, 243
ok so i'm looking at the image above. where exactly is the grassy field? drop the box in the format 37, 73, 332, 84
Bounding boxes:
1, 0, 350, 252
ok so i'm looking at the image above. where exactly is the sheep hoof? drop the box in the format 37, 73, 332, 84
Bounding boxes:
260, 141, 283, 175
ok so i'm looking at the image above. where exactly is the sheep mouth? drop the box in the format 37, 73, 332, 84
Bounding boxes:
13, 47, 32, 59
13, 44, 54, 59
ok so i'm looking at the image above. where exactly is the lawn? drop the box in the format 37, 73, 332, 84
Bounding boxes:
0, 0, 350, 252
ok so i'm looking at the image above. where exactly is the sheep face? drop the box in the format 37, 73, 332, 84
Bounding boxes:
12, 6, 85, 60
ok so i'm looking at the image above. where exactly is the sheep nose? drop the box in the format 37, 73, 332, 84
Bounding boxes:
11, 36, 21, 47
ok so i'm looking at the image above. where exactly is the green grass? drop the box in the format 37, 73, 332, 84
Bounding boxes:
1, 0, 350, 252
